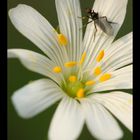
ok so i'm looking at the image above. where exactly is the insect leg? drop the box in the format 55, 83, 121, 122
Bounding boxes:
78, 16, 87, 20
79, 20, 93, 30
93, 21, 97, 41
101, 16, 117, 24
83, 20, 93, 28
78, 15, 92, 20
86, 20, 93, 25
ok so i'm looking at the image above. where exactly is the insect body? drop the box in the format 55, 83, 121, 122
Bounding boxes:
84, 8, 116, 39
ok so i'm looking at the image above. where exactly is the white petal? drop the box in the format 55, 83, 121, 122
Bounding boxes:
93, 65, 132, 92
83, 0, 128, 69
12, 79, 64, 118
90, 91, 133, 131
8, 49, 62, 84
55, 0, 82, 61
91, 32, 132, 72
9, 4, 68, 66
93, 0, 128, 32
102, 32, 132, 72
80, 99, 123, 140
49, 96, 84, 140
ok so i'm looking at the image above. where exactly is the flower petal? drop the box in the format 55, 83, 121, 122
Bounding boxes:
9, 4, 68, 66
49, 96, 84, 140
83, 0, 128, 69
90, 91, 133, 131
11, 79, 64, 118
55, 0, 82, 61
102, 32, 132, 72
93, 65, 132, 92
80, 98, 123, 140
89, 32, 133, 72
8, 49, 62, 84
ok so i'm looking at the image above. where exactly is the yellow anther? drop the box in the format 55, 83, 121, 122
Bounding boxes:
58, 34, 68, 46
96, 50, 104, 62
69, 75, 77, 83
85, 80, 95, 86
53, 66, 62, 73
64, 61, 77, 67
94, 66, 102, 76
79, 52, 86, 65
99, 73, 111, 82
76, 88, 85, 98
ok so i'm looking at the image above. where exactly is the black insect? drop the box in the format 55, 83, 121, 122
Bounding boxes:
80, 8, 116, 40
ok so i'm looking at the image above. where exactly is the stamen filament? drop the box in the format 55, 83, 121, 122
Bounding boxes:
77, 52, 86, 81
79, 52, 86, 65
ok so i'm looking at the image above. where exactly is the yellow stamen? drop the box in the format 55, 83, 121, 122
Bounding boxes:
99, 73, 111, 82
94, 66, 102, 76
85, 80, 95, 86
79, 52, 86, 65
64, 61, 77, 67
69, 75, 77, 83
53, 66, 62, 73
96, 50, 104, 62
58, 34, 68, 46
76, 88, 85, 98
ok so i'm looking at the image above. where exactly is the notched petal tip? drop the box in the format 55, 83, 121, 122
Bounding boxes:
8, 49, 18, 58
8, 4, 25, 17
8, 4, 35, 26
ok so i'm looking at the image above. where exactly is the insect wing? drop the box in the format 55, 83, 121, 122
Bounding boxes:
95, 17, 114, 36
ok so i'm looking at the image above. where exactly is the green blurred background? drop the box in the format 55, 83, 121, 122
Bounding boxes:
8, 0, 132, 140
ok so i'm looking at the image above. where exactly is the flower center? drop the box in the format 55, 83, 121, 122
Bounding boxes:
52, 34, 112, 99
63, 77, 85, 98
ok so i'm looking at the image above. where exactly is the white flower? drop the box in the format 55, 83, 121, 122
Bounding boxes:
8, 0, 132, 140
